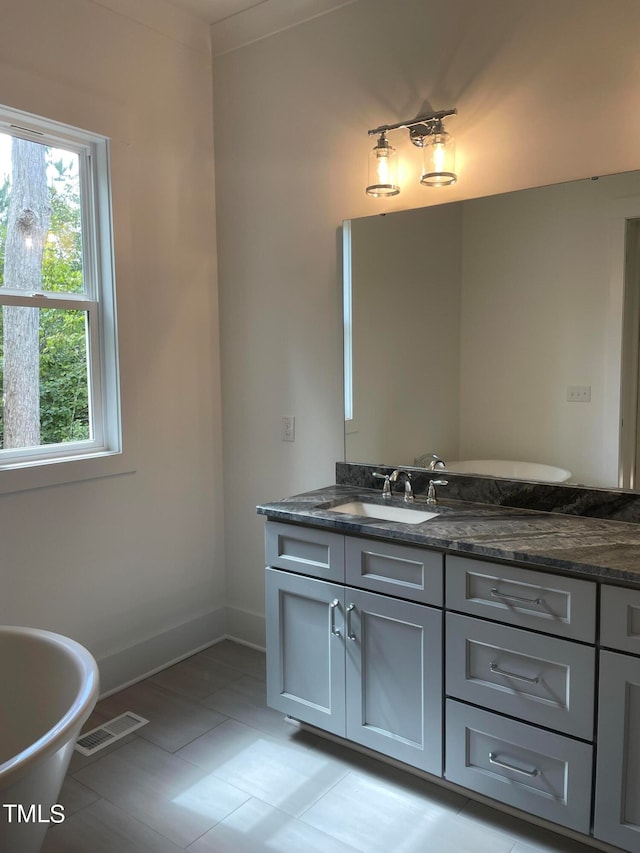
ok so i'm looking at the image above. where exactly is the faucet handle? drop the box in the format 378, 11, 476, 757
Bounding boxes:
372, 471, 391, 498
426, 479, 448, 504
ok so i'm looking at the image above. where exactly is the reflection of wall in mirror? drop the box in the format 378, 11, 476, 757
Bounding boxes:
345, 172, 640, 487
346, 204, 462, 467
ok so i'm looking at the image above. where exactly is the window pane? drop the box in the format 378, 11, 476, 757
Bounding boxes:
0, 306, 90, 450
0, 133, 84, 295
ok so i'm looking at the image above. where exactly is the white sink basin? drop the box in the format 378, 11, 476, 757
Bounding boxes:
329, 501, 439, 524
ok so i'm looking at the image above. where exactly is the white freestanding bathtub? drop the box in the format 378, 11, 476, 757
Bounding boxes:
444, 459, 572, 482
0, 626, 99, 853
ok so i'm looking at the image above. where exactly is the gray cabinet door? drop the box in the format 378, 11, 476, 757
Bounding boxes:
594, 650, 640, 851
344, 587, 443, 776
265, 567, 346, 735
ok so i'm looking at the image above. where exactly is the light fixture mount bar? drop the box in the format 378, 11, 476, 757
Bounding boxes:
367, 108, 456, 137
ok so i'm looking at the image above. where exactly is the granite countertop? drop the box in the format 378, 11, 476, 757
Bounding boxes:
257, 484, 640, 586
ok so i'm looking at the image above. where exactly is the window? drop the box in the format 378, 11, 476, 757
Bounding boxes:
0, 106, 120, 475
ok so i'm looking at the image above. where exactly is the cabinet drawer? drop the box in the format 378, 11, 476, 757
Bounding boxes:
446, 613, 595, 739
265, 521, 344, 582
345, 536, 443, 606
446, 555, 596, 642
445, 700, 592, 834
601, 585, 640, 654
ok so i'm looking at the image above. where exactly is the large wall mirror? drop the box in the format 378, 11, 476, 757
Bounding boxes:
343, 170, 640, 490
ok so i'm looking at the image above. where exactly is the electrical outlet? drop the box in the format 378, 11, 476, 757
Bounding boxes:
281, 415, 295, 442
566, 385, 591, 402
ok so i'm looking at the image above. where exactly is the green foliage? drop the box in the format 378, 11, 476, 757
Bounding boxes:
0, 149, 90, 448
38, 308, 89, 443
43, 159, 83, 294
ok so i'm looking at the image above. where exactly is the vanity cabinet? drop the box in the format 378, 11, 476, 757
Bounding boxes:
265, 522, 444, 775
263, 518, 630, 843
594, 585, 640, 851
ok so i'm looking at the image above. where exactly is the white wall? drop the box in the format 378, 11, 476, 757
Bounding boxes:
213, 0, 640, 637
1, 0, 224, 690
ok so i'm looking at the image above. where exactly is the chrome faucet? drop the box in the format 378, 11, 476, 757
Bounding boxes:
427, 453, 446, 471
426, 479, 448, 505
414, 452, 447, 470
389, 469, 414, 503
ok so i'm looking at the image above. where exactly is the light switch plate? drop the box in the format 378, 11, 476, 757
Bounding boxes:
281, 415, 295, 441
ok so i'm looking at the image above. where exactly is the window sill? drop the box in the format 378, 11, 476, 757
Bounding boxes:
0, 447, 135, 495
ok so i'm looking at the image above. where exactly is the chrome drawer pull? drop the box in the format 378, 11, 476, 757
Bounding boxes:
489, 752, 539, 777
346, 603, 357, 640
490, 587, 543, 606
330, 599, 340, 636
489, 661, 540, 684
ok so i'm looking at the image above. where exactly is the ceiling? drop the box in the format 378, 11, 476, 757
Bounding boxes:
167, 0, 276, 24
166, 0, 357, 54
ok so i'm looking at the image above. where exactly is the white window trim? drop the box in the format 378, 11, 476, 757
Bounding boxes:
0, 104, 130, 494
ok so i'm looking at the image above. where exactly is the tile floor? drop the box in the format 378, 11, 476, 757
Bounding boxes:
43, 640, 598, 852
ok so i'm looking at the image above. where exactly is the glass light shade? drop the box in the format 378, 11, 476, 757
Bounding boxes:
420, 130, 456, 187
366, 136, 400, 197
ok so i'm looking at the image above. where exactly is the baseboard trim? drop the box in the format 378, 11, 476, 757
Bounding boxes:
226, 606, 266, 650
97, 608, 227, 697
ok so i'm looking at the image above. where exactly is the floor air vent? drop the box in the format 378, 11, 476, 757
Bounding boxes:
75, 712, 149, 756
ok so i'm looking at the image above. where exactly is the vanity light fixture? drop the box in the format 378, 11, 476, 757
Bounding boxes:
365, 108, 457, 196
366, 131, 400, 197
